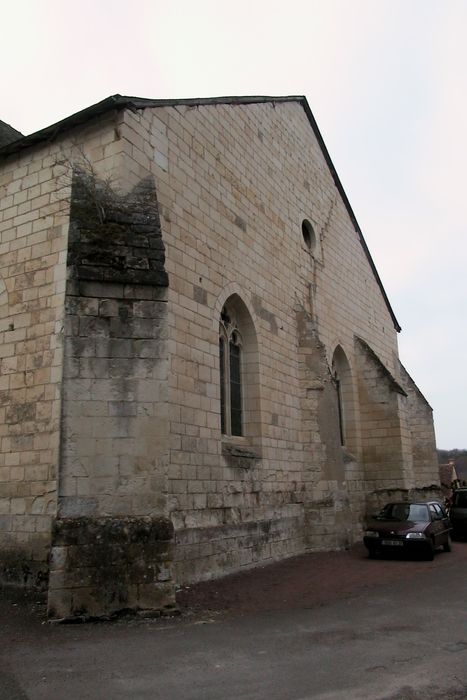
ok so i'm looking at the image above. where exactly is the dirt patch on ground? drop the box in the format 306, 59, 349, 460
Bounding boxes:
2, 543, 466, 626
176, 543, 467, 617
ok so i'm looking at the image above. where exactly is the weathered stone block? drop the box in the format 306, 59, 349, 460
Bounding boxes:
47, 516, 175, 620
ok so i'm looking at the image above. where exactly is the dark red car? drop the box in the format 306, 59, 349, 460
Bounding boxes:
364, 501, 452, 560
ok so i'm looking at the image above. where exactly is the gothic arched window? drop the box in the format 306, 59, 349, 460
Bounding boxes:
331, 344, 358, 454
219, 305, 243, 436
333, 368, 345, 446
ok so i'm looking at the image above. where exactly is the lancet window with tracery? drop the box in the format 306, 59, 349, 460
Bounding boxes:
219, 305, 243, 436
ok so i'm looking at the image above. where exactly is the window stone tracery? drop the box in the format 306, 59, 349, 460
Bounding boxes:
219, 304, 243, 436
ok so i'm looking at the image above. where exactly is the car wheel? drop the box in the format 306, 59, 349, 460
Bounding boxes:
367, 548, 377, 559
443, 535, 452, 553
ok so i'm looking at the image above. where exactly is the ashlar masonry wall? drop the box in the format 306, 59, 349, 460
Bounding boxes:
0, 140, 69, 587
0, 96, 440, 597
123, 99, 424, 583
46, 118, 176, 619
399, 363, 439, 487
59, 170, 169, 518
0, 114, 129, 587
355, 337, 413, 490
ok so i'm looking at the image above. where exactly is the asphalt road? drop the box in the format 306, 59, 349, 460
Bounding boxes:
2, 544, 467, 700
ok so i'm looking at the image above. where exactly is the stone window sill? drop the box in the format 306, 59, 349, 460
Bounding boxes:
221, 439, 261, 468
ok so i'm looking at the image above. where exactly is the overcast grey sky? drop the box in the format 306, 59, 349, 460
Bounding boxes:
2, 0, 466, 448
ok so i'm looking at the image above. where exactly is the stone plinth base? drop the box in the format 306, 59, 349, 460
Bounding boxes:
47, 516, 175, 621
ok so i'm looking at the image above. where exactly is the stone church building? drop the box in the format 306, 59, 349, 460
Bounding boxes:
0, 95, 439, 619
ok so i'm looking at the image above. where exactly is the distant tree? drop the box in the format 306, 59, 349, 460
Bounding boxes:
437, 449, 467, 482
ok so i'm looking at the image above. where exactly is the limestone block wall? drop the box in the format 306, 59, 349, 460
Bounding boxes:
355, 337, 413, 490
295, 305, 364, 550
59, 168, 170, 518
46, 121, 178, 618
115, 96, 433, 581
0, 143, 68, 586
0, 113, 127, 587
127, 99, 410, 582
60, 282, 169, 516
399, 363, 439, 486
0, 96, 440, 592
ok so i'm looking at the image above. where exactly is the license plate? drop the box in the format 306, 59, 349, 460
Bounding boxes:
382, 539, 403, 546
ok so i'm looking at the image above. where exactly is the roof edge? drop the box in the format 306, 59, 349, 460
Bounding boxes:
298, 97, 401, 333
0, 92, 401, 331
0, 95, 129, 159
0, 119, 24, 149
0, 94, 305, 159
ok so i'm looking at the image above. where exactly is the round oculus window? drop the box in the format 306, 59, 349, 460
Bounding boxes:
302, 219, 316, 252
